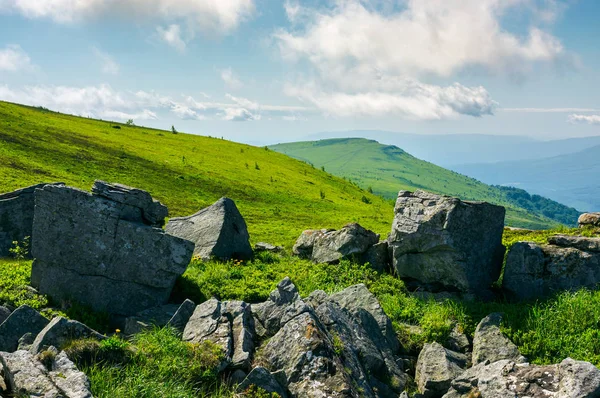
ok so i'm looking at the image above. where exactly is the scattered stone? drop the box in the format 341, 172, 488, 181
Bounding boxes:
166, 197, 252, 261
310, 223, 380, 264
442, 358, 600, 398
123, 304, 181, 335
0, 183, 63, 257
291, 229, 331, 259
361, 241, 391, 273
472, 313, 525, 366
254, 242, 284, 253
579, 212, 600, 228
388, 190, 505, 296
503, 237, 600, 301
0, 305, 49, 353
237, 367, 288, 398
416, 342, 468, 398
29, 317, 106, 354
30, 183, 194, 316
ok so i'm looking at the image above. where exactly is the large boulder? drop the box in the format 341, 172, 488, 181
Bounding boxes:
166, 197, 252, 261
30, 182, 194, 316
442, 358, 600, 398
0, 305, 49, 353
416, 342, 468, 398
292, 229, 331, 259
0, 183, 62, 257
472, 313, 525, 366
311, 223, 380, 264
579, 212, 600, 228
388, 190, 505, 296
503, 235, 600, 301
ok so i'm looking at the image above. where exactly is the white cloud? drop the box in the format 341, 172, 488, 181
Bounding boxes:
1, 0, 254, 33
568, 114, 600, 125
503, 108, 600, 113
92, 47, 119, 75
0, 44, 33, 72
220, 68, 244, 90
0, 84, 307, 123
156, 24, 187, 52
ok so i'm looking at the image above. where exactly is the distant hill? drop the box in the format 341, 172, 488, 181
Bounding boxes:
270, 138, 581, 229
453, 145, 600, 212
300, 130, 600, 167
0, 101, 397, 246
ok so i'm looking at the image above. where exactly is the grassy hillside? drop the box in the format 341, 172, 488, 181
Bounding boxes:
0, 101, 393, 246
271, 138, 580, 229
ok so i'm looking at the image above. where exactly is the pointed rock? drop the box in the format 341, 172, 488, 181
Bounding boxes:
0, 305, 49, 353
29, 317, 106, 354
472, 313, 525, 365
416, 342, 468, 398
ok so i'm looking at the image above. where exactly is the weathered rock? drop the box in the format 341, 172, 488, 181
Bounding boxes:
254, 242, 284, 253
166, 197, 252, 261
0, 307, 10, 326
291, 229, 331, 259
503, 237, 600, 301
30, 183, 194, 316
442, 358, 600, 398
167, 299, 196, 334
311, 223, 380, 264
472, 313, 525, 366
0, 349, 92, 398
361, 241, 391, 273
445, 327, 471, 355
0, 305, 49, 353
579, 212, 600, 228
223, 301, 255, 370
30, 317, 106, 354
17, 333, 34, 351
237, 367, 288, 398
416, 342, 468, 398
251, 277, 303, 338
91, 180, 168, 227
388, 190, 505, 296
123, 304, 181, 335
0, 183, 62, 257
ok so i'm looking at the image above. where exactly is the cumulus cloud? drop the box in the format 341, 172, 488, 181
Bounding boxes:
0, 0, 254, 33
0, 84, 307, 123
92, 47, 119, 75
156, 24, 187, 52
0, 44, 34, 72
503, 108, 600, 113
220, 68, 244, 90
568, 114, 600, 125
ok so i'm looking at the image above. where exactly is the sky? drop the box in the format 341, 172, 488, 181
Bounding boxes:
1, 0, 599, 145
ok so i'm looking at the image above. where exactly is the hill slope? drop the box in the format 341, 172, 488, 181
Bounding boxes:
0, 101, 394, 246
453, 145, 600, 212
270, 138, 580, 228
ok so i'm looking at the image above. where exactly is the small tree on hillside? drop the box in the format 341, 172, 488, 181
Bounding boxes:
171, 125, 178, 134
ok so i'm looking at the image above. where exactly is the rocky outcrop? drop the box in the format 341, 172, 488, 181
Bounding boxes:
442, 358, 600, 398
416, 342, 468, 398
579, 212, 600, 228
503, 235, 600, 301
30, 182, 194, 316
0, 349, 93, 398
0, 183, 62, 257
388, 190, 506, 296
0, 305, 49, 353
472, 313, 525, 366
29, 317, 106, 354
166, 197, 252, 261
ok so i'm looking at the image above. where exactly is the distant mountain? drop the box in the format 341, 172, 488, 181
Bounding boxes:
301, 130, 600, 167
270, 138, 581, 229
453, 145, 600, 212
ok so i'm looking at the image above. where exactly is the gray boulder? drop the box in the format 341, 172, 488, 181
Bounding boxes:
0, 307, 10, 326
443, 358, 600, 398
310, 223, 380, 264
579, 212, 600, 228
237, 367, 288, 397
166, 197, 252, 261
416, 342, 468, 398
504, 236, 600, 301
0, 183, 62, 257
291, 229, 331, 259
29, 317, 106, 354
167, 299, 196, 334
361, 241, 391, 273
472, 313, 525, 366
30, 183, 194, 316
0, 305, 49, 352
251, 277, 304, 338
388, 190, 505, 296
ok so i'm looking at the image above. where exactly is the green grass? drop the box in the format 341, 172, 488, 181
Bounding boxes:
271, 138, 580, 229
0, 102, 393, 247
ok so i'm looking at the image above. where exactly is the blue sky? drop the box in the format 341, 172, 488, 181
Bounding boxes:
1, 0, 599, 144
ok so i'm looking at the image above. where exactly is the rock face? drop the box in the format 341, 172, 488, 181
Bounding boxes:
388, 190, 506, 296
0, 183, 62, 257
579, 212, 600, 228
0, 305, 49, 353
0, 349, 93, 398
416, 342, 468, 398
503, 235, 600, 301
166, 197, 252, 261
472, 313, 525, 366
30, 182, 194, 316
442, 358, 600, 398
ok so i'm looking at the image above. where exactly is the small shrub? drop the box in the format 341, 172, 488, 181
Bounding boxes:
244, 385, 281, 398
320, 190, 326, 200
171, 125, 178, 134
255, 162, 260, 170
125, 119, 134, 126
367, 186, 373, 194
38, 349, 57, 370
9, 236, 30, 259
361, 195, 372, 205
